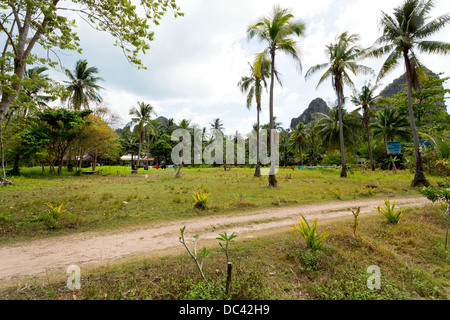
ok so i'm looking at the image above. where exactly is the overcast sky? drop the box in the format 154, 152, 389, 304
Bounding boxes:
47, 0, 450, 134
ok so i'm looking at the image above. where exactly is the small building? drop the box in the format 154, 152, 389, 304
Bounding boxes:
120, 154, 155, 167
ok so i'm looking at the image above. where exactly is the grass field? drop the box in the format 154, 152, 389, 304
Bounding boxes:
0, 166, 443, 245
1, 205, 448, 300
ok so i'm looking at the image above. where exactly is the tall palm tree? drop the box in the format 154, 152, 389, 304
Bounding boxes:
63, 59, 104, 110
238, 53, 271, 177
129, 102, 157, 168
370, 108, 411, 144
305, 32, 372, 178
368, 0, 450, 186
247, 5, 306, 187
351, 84, 380, 171
315, 105, 363, 152
289, 122, 307, 166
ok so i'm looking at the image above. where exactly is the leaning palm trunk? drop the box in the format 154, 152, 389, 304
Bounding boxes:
403, 51, 428, 187
176, 136, 183, 177
254, 105, 261, 177
268, 50, 277, 187
364, 106, 375, 171
336, 77, 347, 178
137, 133, 142, 168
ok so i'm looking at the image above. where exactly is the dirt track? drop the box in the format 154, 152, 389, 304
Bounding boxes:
0, 196, 430, 282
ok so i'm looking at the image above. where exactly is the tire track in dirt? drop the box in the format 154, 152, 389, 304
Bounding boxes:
0, 196, 430, 282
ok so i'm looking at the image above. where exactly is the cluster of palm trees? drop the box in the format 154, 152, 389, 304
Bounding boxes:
239, 0, 450, 187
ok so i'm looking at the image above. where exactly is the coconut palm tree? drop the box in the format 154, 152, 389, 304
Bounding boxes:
289, 122, 307, 166
63, 59, 104, 110
238, 53, 271, 177
368, 0, 450, 186
370, 108, 411, 144
351, 84, 380, 171
247, 5, 306, 187
305, 32, 373, 178
129, 102, 157, 168
315, 105, 363, 152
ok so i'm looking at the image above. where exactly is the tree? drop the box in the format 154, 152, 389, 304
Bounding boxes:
370, 108, 411, 143
247, 5, 306, 187
306, 32, 373, 178
314, 105, 363, 153
63, 59, 104, 110
151, 140, 173, 164
76, 114, 119, 171
30, 108, 92, 175
289, 122, 307, 166
0, 0, 183, 185
238, 53, 271, 177
368, 0, 450, 186
351, 84, 381, 171
129, 102, 156, 168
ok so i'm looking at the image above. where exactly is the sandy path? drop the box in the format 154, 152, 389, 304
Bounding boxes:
0, 196, 429, 282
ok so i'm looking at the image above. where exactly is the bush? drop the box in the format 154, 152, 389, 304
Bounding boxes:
290, 215, 329, 251
374, 199, 405, 224
40, 203, 67, 229
193, 192, 210, 210
322, 150, 341, 166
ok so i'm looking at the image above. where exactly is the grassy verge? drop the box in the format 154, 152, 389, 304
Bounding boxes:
0, 167, 442, 245
2, 205, 448, 300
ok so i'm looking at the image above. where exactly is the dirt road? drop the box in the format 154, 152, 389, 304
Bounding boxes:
0, 196, 430, 282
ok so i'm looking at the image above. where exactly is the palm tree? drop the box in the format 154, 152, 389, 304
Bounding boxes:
248, 5, 306, 187
305, 32, 372, 178
238, 53, 271, 177
371, 108, 411, 144
314, 105, 363, 152
289, 122, 307, 166
63, 59, 104, 110
129, 102, 157, 168
368, 0, 450, 186
351, 84, 380, 171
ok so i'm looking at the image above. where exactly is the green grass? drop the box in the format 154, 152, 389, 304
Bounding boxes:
0, 166, 442, 245
1, 206, 448, 300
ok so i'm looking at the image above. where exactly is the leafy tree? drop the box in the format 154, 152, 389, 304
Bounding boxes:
26, 108, 92, 175
368, 0, 450, 186
0, 0, 183, 184
306, 32, 372, 178
247, 5, 306, 187
151, 140, 173, 164
63, 59, 104, 110
76, 114, 119, 171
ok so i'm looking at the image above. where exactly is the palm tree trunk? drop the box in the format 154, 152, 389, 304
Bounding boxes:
176, 136, 183, 177
137, 132, 142, 168
255, 105, 261, 177
403, 51, 428, 187
299, 145, 303, 166
367, 124, 375, 171
336, 78, 347, 178
268, 49, 277, 187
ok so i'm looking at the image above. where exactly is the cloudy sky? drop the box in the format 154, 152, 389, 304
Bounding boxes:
47, 0, 450, 134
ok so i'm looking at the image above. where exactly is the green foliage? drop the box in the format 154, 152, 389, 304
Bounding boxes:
290, 215, 329, 251
193, 192, 210, 210
375, 199, 405, 224
40, 203, 67, 229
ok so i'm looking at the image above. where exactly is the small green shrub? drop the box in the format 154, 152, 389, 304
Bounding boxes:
290, 215, 329, 251
375, 199, 405, 224
40, 203, 67, 229
193, 192, 210, 210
